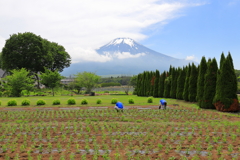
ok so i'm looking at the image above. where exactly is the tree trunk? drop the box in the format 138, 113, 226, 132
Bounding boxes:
35, 74, 41, 89
52, 88, 54, 96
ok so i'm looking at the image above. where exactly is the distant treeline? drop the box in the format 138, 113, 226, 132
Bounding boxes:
99, 76, 132, 85
100, 82, 121, 87
235, 70, 240, 81
235, 70, 240, 76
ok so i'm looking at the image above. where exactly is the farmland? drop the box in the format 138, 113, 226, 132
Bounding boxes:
0, 96, 239, 159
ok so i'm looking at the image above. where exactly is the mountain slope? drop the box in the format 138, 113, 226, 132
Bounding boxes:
97, 37, 171, 59
62, 38, 196, 76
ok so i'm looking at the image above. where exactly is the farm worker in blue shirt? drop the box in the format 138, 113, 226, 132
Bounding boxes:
159, 99, 167, 109
114, 101, 124, 112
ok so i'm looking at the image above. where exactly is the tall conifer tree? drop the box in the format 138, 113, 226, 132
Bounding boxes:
145, 71, 150, 96
183, 64, 191, 101
197, 57, 207, 107
163, 75, 171, 98
150, 71, 155, 96
164, 67, 172, 98
139, 72, 143, 96
213, 53, 239, 111
170, 67, 177, 98
153, 70, 160, 97
227, 52, 234, 69
202, 58, 218, 109
136, 74, 141, 96
168, 66, 172, 94
176, 67, 186, 99
188, 63, 198, 102
158, 71, 166, 97
142, 72, 147, 96
220, 52, 225, 69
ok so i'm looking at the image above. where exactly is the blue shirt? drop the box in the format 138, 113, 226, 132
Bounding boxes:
160, 99, 166, 105
116, 102, 124, 109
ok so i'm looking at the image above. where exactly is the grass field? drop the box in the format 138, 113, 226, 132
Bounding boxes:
0, 95, 239, 159
0, 95, 199, 108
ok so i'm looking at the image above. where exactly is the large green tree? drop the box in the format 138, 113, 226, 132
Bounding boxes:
74, 72, 101, 94
0, 52, 2, 67
44, 41, 71, 72
130, 75, 138, 88
68, 80, 82, 95
202, 58, 218, 109
40, 68, 63, 96
2, 68, 34, 97
197, 57, 207, 107
1, 32, 71, 88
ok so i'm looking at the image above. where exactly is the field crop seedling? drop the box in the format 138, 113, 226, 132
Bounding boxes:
0, 96, 239, 159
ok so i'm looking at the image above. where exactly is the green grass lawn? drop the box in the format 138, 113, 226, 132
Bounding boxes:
0, 95, 198, 108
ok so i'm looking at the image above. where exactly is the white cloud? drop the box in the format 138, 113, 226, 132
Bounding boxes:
0, 0, 204, 62
70, 48, 112, 63
114, 52, 146, 59
185, 55, 199, 62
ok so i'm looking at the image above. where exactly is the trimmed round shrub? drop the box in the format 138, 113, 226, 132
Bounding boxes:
111, 98, 118, 104
96, 99, 102, 104
67, 98, 76, 105
21, 99, 30, 106
147, 97, 153, 103
36, 99, 46, 105
7, 100, 17, 106
81, 99, 88, 105
128, 98, 134, 104
52, 99, 61, 105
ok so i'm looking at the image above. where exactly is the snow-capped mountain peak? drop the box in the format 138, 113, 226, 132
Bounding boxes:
97, 37, 151, 56
107, 37, 135, 47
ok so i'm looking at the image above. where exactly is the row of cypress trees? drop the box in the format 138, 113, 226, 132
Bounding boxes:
135, 52, 239, 112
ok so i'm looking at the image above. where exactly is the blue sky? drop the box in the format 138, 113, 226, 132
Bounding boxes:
141, 0, 240, 69
0, 0, 240, 69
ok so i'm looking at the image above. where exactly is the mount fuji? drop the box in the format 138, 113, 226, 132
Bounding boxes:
62, 38, 196, 76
